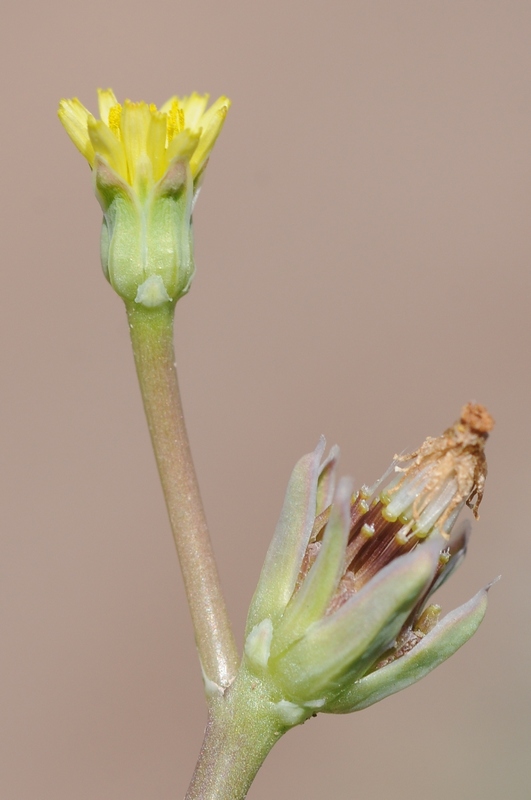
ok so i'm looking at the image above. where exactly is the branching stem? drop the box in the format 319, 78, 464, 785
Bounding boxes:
185, 669, 283, 800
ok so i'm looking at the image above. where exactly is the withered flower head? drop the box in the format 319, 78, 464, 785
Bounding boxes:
243, 405, 494, 728
381, 401, 494, 535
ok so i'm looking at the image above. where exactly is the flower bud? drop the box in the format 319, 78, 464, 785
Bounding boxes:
243, 405, 494, 727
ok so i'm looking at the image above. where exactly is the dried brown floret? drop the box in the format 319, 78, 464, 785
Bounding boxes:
460, 402, 495, 435
391, 403, 493, 528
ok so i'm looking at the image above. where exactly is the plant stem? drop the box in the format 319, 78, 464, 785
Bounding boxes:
126, 302, 239, 690
186, 669, 284, 800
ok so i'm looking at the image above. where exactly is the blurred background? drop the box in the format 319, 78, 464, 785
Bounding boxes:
1, 1, 530, 797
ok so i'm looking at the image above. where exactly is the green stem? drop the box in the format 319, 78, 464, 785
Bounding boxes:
185, 669, 285, 800
126, 302, 239, 690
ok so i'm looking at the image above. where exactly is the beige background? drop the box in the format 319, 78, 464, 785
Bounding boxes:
1, 1, 530, 797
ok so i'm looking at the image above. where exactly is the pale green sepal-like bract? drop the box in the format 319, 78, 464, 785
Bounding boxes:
95, 154, 195, 306
326, 586, 489, 713
316, 444, 340, 515
272, 537, 442, 703
269, 477, 351, 660
244, 618, 274, 672
245, 438, 326, 634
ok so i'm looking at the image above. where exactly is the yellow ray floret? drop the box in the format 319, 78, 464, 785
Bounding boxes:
58, 89, 230, 191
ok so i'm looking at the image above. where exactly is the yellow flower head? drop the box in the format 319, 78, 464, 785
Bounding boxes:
57, 88, 230, 307
58, 88, 230, 194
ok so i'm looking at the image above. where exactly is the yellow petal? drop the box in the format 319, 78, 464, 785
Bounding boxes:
189, 99, 230, 177
147, 109, 169, 183
87, 118, 128, 181
198, 95, 231, 129
166, 129, 201, 164
97, 88, 119, 126
120, 101, 152, 187
58, 98, 95, 166
181, 92, 210, 131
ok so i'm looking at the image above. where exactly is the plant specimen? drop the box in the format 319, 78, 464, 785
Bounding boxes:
58, 89, 494, 800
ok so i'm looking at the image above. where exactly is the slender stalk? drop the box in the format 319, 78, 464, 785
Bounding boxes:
126, 302, 239, 689
186, 669, 283, 800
